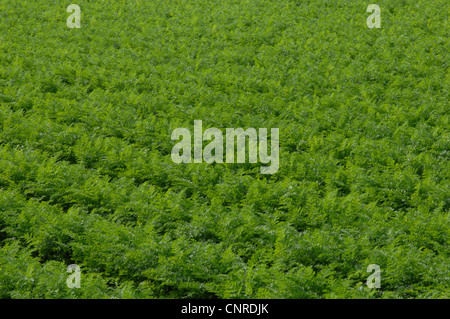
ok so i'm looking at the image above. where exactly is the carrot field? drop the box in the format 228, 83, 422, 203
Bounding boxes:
0, 0, 448, 299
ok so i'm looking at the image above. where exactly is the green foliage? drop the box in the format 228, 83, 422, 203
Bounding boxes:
0, 0, 448, 298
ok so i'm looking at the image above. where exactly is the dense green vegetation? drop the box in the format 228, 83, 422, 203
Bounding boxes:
0, 0, 448, 298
